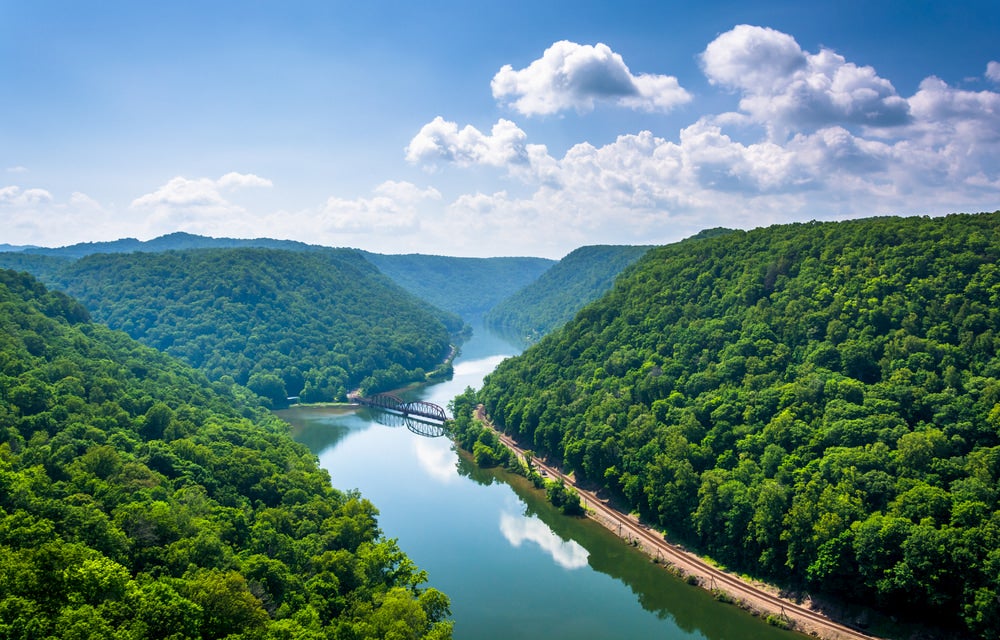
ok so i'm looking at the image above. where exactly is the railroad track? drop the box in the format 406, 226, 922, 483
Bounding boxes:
480, 410, 879, 640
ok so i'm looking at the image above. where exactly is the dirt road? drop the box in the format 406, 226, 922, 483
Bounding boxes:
474, 405, 880, 640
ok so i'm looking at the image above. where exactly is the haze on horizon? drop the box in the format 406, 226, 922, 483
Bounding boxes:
2, 0, 999, 258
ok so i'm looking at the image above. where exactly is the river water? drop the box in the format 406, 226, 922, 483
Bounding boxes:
277, 324, 801, 640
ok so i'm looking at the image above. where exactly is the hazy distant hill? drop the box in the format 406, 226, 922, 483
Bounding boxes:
477, 211, 1000, 636
361, 252, 555, 319
0, 251, 71, 281
50, 247, 463, 403
0, 269, 452, 638
484, 245, 652, 344
20, 231, 315, 259
12, 232, 555, 320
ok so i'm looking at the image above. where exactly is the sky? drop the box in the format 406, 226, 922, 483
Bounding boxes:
2, 1, 999, 258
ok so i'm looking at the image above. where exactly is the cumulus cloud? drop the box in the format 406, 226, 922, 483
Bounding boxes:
406, 116, 530, 167
988, 61, 1000, 83
131, 172, 272, 212
702, 25, 910, 135
0, 186, 119, 247
492, 40, 691, 116
318, 180, 440, 234
128, 172, 275, 238
0, 185, 53, 207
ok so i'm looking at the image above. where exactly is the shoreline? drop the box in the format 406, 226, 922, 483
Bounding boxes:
472, 404, 883, 640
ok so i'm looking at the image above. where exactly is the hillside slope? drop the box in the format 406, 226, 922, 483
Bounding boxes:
484, 245, 651, 343
0, 269, 451, 638
50, 248, 463, 404
361, 252, 554, 319
479, 212, 1000, 636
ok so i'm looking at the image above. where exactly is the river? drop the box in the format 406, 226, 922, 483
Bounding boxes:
277, 324, 803, 640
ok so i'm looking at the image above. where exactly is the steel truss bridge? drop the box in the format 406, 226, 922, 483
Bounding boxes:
370, 410, 447, 438
354, 393, 450, 424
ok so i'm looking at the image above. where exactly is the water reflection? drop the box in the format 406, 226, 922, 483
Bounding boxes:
499, 512, 590, 570
453, 354, 512, 377
370, 409, 447, 438
413, 438, 459, 484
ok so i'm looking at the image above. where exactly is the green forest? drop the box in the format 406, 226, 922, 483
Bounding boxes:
484, 245, 651, 344
360, 252, 554, 319
478, 212, 1000, 637
0, 269, 452, 639
39, 248, 463, 405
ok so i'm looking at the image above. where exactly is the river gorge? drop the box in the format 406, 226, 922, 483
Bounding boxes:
278, 324, 802, 640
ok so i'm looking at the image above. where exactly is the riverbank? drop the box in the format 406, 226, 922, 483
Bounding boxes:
472, 404, 882, 640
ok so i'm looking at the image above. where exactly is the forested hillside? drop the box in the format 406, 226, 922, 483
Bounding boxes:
484, 245, 651, 344
49, 248, 463, 404
478, 212, 1000, 637
16, 231, 315, 260
361, 252, 554, 319
0, 270, 452, 639
0, 253, 71, 284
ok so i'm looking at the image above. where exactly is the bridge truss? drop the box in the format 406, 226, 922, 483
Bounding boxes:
355, 393, 450, 424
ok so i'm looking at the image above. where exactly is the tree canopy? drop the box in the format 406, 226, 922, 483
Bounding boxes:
478, 212, 1000, 637
43, 248, 463, 404
484, 245, 652, 344
0, 269, 452, 639
361, 252, 554, 319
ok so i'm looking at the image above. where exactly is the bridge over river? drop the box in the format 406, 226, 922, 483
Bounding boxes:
353, 393, 450, 424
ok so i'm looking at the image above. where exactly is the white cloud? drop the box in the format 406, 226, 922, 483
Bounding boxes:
499, 512, 589, 570
217, 172, 273, 190
132, 172, 272, 210
987, 61, 1000, 83
406, 116, 529, 167
5, 166, 28, 174
318, 180, 440, 234
0, 186, 118, 247
492, 40, 690, 116
0, 185, 53, 207
397, 24, 1000, 256
702, 25, 910, 136
413, 439, 458, 483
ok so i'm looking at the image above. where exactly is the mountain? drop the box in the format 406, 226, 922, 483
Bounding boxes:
20, 231, 315, 259
49, 247, 463, 404
11, 232, 555, 321
477, 211, 1000, 636
0, 269, 452, 638
361, 252, 555, 319
0, 252, 72, 282
484, 245, 652, 344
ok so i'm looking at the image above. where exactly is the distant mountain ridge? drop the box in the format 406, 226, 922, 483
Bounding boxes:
4, 232, 556, 321
361, 252, 555, 319
485, 244, 653, 344
19, 231, 316, 258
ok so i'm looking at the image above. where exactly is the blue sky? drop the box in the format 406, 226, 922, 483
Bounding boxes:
2, 1, 999, 257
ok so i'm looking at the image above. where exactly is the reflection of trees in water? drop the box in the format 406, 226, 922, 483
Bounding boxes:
370, 409, 446, 438
466, 461, 792, 640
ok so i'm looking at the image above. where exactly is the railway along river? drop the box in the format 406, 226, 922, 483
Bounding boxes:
277, 323, 805, 640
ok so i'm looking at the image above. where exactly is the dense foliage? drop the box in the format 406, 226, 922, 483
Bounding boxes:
0, 269, 452, 639
17, 231, 315, 260
484, 245, 651, 344
479, 212, 1000, 637
361, 253, 554, 319
0, 253, 71, 284
48, 248, 463, 404
448, 390, 582, 516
